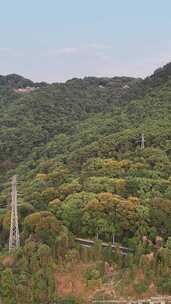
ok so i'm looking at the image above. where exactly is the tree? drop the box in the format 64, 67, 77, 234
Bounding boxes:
23, 211, 60, 247
0, 268, 16, 304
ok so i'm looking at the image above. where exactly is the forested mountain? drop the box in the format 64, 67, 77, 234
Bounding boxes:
0, 63, 171, 303
0, 74, 139, 163
0, 73, 47, 89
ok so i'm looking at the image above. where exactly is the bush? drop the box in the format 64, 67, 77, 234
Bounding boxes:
134, 281, 148, 294
157, 275, 171, 294
84, 268, 101, 281
63, 295, 83, 304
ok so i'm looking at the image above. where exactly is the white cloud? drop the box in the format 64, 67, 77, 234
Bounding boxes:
47, 47, 78, 55
44, 43, 113, 57
0, 48, 11, 54
86, 43, 112, 50
0, 48, 24, 57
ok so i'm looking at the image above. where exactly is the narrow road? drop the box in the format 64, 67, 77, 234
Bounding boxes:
75, 237, 133, 256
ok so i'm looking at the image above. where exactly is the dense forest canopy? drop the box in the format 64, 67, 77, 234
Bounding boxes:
0, 63, 171, 302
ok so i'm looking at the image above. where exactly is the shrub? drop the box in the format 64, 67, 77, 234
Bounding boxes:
134, 281, 148, 294
157, 275, 171, 294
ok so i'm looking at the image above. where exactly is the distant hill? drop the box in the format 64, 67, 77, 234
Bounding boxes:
0, 73, 47, 91
149, 62, 171, 84
0, 74, 139, 162
0, 61, 170, 221
0, 74, 34, 89
0, 63, 170, 165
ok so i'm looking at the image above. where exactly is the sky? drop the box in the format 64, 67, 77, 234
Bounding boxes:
0, 0, 171, 82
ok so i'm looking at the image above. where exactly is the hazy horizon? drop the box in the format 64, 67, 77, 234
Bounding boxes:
0, 0, 171, 82
0, 61, 168, 85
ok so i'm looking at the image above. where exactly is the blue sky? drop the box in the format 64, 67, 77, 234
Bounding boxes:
0, 0, 170, 82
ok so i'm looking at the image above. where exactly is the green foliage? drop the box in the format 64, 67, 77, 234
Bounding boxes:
134, 281, 148, 294
0, 268, 16, 304
23, 211, 62, 246
157, 275, 171, 294
62, 295, 83, 304
84, 268, 101, 281
0, 64, 171, 300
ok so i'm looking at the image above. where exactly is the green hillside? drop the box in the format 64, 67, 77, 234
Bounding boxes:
0, 75, 139, 163
0, 63, 171, 302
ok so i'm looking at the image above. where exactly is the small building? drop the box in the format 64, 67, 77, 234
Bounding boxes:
14, 86, 38, 93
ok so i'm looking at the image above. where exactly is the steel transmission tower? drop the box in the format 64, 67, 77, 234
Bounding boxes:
140, 133, 145, 150
9, 175, 20, 252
